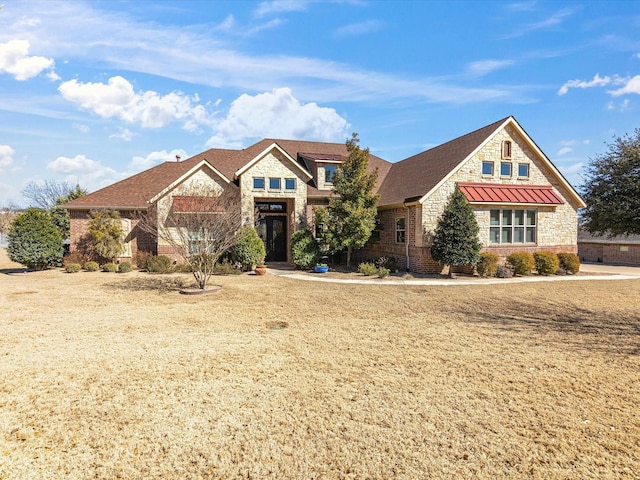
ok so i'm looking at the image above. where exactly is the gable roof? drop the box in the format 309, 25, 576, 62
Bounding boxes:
377, 117, 509, 206
376, 116, 585, 208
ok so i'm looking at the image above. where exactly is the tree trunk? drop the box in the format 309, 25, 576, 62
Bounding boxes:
346, 246, 352, 268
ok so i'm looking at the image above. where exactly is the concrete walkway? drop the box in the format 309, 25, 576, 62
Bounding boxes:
267, 262, 640, 286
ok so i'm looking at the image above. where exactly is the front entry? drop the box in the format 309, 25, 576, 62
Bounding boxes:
256, 203, 287, 262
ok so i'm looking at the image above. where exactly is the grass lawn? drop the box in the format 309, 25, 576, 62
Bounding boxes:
1, 249, 639, 479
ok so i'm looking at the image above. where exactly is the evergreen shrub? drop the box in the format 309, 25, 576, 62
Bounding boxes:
506, 252, 535, 276
145, 255, 172, 273
102, 262, 117, 272
557, 252, 580, 274
230, 226, 266, 270
84, 261, 99, 272
290, 229, 319, 269
64, 263, 82, 273
118, 261, 133, 273
533, 251, 559, 275
358, 262, 378, 276
476, 252, 499, 277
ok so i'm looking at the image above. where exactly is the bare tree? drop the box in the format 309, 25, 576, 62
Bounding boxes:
22, 180, 84, 210
139, 186, 242, 289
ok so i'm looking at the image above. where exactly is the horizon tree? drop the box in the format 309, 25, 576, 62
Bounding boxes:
581, 129, 640, 236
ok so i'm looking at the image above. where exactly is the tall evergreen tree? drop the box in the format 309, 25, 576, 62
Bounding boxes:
581, 129, 640, 236
7, 208, 64, 270
88, 209, 124, 263
431, 188, 481, 278
321, 133, 379, 268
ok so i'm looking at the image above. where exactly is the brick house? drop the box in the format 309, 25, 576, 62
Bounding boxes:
578, 231, 640, 266
65, 116, 585, 273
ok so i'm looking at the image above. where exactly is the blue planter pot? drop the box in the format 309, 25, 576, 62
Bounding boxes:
314, 265, 329, 273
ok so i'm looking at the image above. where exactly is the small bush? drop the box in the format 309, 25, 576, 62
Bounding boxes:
64, 263, 82, 273
377, 266, 390, 278
496, 264, 514, 278
533, 251, 559, 275
506, 252, 535, 276
476, 252, 499, 277
375, 256, 397, 271
557, 252, 580, 274
358, 262, 378, 276
63, 252, 89, 267
173, 262, 193, 273
145, 255, 172, 273
118, 261, 133, 273
133, 251, 152, 270
84, 261, 99, 272
290, 229, 319, 269
213, 259, 243, 275
230, 226, 266, 270
102, 262, 117, 272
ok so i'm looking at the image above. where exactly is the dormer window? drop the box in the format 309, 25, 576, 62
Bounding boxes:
325, 165, 337, 184
502, 140, 512, 159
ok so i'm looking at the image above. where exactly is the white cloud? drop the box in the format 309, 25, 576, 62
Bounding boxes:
467, 59, 515, 76
557, 146, 572, 156
609, 75, 640, 96
333, 20, 386, 38
558, 73, 611, 95
73, 123, 90, 133
128, 149, 188, 173
206, 88, 349, 148
254, 0, 311, 17
58, 76, 214, 129
0, 39, 56, 81
47, 154, 102, 174
109, 127, 134, 142
0, 145, 15, 169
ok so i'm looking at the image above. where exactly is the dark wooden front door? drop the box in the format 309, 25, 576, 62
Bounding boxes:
257, 216, 287, 261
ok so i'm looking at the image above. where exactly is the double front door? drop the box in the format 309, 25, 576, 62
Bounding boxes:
256, 216, 287, 262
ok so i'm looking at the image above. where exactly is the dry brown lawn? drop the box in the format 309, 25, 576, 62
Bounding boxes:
0, 249, 639, 479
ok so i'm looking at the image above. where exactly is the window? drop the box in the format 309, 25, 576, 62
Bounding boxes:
285, 178, 296, 190
500, 162, 512, 177
489, 209, 536, 244
325, 165, 337, 183
253, 177, 265, 190
269, 177, 281, 190
518, 163, 530, 178
502, 140, 512, 159
396, 217, 406, 244
482, 161, 494, 176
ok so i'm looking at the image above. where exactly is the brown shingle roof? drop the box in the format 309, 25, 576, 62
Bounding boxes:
377, 117, 510, 206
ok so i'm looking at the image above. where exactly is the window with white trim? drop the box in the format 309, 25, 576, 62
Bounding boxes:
489, 209, 536, 244
269, 177, 281, 190
482, 161, 494, 176
518, 163, 530, 178
253, 177, 265, 190
395, 217, 406, 244
500, 162, 512, 177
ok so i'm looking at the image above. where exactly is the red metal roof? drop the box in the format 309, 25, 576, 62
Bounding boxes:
458, 183, 564, 205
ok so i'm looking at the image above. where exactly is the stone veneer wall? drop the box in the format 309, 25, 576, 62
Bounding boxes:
421, 125, 581, 261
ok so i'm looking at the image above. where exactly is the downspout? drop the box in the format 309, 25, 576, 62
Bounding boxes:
403, 203, 410, 272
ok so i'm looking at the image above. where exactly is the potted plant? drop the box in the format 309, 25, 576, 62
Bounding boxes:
314, 263, 329, 273
254, 260, 267, 275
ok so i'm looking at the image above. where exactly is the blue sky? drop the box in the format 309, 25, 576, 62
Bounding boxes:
0, 0, 639, 206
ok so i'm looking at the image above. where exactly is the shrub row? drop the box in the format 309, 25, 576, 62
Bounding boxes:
358, 262, 390, 278
65, 260, 133, 273
476, 251, 580, 277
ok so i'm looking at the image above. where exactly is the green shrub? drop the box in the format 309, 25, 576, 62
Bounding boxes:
376, 266, 390, 278
290, 229, 319, 269
533, 251, 560, 275
476, 252, 499, 277
84, 261, 99, 272
64, 263, 82, 273
506, 252, 535, 276
557, 252, 580, 274
145, 255, 172, 273
212, 259, 243, 275
230, 226, 266, 270
375, 256, 397, 271
7, 208, 64, 270
358, 262, 378, 276
118, 261, 133, 273
102, 262, 117, 272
